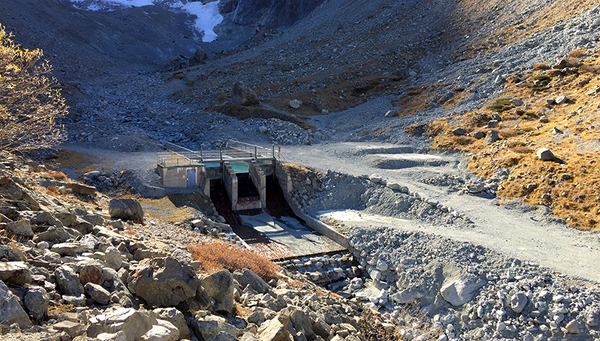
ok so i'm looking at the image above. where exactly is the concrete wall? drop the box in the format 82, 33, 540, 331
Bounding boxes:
275, 161, 293, 193
159, 165, 206, 189
249, 161, 266, 207
274, 161, 350, 251
223, 162, 238, 211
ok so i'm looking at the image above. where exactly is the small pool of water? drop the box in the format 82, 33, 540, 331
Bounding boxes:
204, 161, 249, 173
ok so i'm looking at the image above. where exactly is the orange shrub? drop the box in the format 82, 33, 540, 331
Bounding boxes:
568, 48, 587, 58
47, 170, 68, 181
187, 241, 279, 281
533, 62, 548, 70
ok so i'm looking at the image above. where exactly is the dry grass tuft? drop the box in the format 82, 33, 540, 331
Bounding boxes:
187, 240, 280, 281
533, 62, 548, 70
568, 48, 587, 59
428, 48, 600, 230
48, 303, 74, 315
47, 170, 68, 181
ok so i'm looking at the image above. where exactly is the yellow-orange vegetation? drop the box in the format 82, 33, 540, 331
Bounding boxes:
187, 240, 280, 281
426, 48, 600, 230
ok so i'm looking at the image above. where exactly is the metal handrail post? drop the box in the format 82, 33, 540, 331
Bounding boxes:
255, 146, 257, 159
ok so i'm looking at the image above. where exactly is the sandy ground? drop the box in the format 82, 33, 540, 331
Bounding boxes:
283, 142, 600, 282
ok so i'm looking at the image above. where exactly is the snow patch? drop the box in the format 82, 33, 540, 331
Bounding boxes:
68, 0, 223, 42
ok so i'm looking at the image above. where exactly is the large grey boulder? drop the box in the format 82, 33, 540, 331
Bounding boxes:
109, 198, 144, 223
0, 261, 32, 286
55, 265, 84, 295
24, 286, 50, 321
85, 282, 111, 305
8, 219, 33, 237
15, 210, 63, 229
202, 269, 235, 314
87, 308, 157, 341
285, 306, 315, 339
440, 277, 486, 306
127, 257, 199, 307
536, 148, 557, 161
140, 320, 179, 341
0, 177, 40, 210
153, 308, 190, 339
190, 316, 241, 341
51, 242, 88, 256
233, 269, 270, 293
232, 82, 259, 106
258, 314, 291, 341
0, 280, 31, 328
33, 226, 81, 244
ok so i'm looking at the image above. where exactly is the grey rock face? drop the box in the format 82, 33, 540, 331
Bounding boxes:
440, 277, 486, 306
24, 286, 50, 321
0, 261, 32, 286
510, 292, 528, 313
109, 198, 144, 223
233, 269, 270, 294
232, 82, 259, 106
0, 280, 31, 328
85, 282, 111, 305
8, 219, 34, 237
87, 308, 157, 341
55, 265, 84, 295
536, 148, 557, 161
127, 257, 198, 307
153, 307, 190, 339
484, 130, 499, 144
202, 269, 235, 314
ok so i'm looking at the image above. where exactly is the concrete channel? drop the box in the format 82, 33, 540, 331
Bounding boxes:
156, 141, 349, 259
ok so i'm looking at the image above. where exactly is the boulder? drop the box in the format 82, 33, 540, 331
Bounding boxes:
0, 261, 32, 286
140, 320, 179, 341
0, 280, 31, 328
51, 242, 88, 256
127, 257, 199, 307
202, 269, 235, 314
536, 148, 557, 161
15, 210, 63, 229
8, 219, 33, 237
285, 307, 315, 339
104, 246, 124, 270
233, 269, 270, 293
109, 198, 144, 223
79, 263, 105, 285
232, 82, 259, 106
67, 183, 97, 196
24, 286, 50, 321
384, 110, 399, 118
33, 226, 81, 244
190, 317, 241, 341
0, 177, 40, 210
190, 49, 208, 65
152, 308, 190, 339
88, 308, 157, 341
85, 282, 111, 305
484, 130, 499, 144
451, 128, 466, 136
54, 212, 78, 227
510, 292, 528, 314
287, 99, 303, 109
53, 320, 85, 338
55, 265, 85, 295
440, 277, 486, 306
258, 314, 291, 341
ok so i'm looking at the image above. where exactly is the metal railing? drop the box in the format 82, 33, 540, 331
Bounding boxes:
158, 140, 278, 167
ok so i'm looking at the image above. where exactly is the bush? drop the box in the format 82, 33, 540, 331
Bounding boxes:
568, 48, 587, 58
487, 98, 514, 112
187, 241, 279, 281
0, 25, 67, 152
47, 170, 68, 181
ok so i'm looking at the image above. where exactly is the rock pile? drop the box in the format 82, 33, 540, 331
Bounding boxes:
346, 227, 600, 340
0, 157, 382, 341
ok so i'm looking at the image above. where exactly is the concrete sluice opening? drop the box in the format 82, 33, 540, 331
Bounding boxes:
210, 173, 345, 259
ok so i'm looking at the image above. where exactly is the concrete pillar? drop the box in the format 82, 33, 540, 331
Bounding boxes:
248, 161, 266, 208
222, 162, 238, 210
